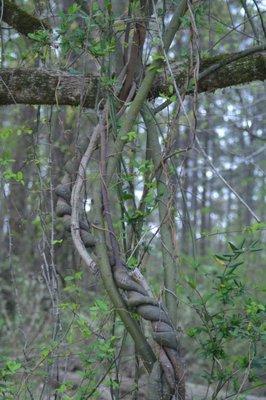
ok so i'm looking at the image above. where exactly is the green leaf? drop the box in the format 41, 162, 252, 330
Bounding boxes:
52, 239, 63, 245
122, 191, 134, 200
121, 131, 137, 142
6, 360, 21, 374
187, 326, 204, 337
214, 254, 229, 261
214, 254, 228, 265
229, 261, 244, 269
228, 241, 238, 251
187, 278, 196, 289
151, 52, 165, 62
68, 3, 80, 15
28, 30, 50, 44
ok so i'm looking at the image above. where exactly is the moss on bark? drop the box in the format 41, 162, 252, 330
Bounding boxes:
0, 50, 265, 107
2, 0, 50, 35
152, 50, 266, 97
0, 68, 99, 107
198, 51, 266, 92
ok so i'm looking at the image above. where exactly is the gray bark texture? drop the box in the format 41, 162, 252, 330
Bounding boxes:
0, 50, 265, 107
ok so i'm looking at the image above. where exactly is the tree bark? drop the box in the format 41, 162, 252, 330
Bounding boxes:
1, 0, 50, 36
0, 49, 265, 107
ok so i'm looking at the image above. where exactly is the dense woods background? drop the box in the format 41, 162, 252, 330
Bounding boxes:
0, 1, 265, 399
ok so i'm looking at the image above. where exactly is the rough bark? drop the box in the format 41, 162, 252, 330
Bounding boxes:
0, 68, 99, 107
0, 50, 265, 107
1, 0, 50, 35
152, 50, 266, 97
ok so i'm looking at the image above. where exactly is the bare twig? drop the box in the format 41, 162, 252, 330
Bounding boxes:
195, 135, 261, 223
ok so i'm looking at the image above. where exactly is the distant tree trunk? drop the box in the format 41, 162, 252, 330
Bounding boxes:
200, 131, 209, 256
226, 153, 234, 230
191, 149, 198, 238
181, 153, 189, 255
1, 106, 34, 317
244, 135, 255, 226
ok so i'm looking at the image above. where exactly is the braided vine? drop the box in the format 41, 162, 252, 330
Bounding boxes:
55, 127, 185, 400
55, 133, 97, 253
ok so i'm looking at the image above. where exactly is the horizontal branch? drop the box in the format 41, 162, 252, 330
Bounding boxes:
0, 69, 99, 107
0, 49, 265, 107
152, 47, 266, 97
1, 0, 50, 35
202, 49, 265, 91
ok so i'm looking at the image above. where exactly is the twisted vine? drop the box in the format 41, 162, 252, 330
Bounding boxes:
55, 129, 97, 266
55, 121, 185, 399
